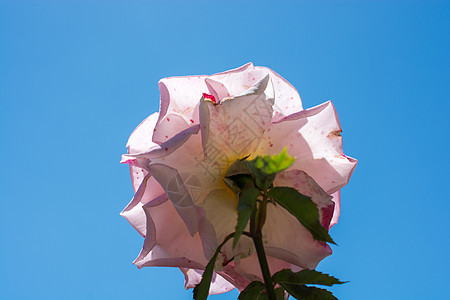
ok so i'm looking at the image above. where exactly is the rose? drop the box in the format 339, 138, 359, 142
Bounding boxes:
121, 63, 357, 294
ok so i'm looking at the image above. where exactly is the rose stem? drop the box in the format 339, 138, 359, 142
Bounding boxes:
251, 191, 277, 300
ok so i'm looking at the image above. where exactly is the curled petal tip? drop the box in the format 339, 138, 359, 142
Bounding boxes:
120, 157, 135, 165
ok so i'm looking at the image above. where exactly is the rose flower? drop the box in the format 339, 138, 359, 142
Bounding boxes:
121, 63, 357, 294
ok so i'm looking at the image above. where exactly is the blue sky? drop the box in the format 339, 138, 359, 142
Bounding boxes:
1, 1, 449, 299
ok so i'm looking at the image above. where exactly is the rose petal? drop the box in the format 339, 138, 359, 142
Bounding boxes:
152, 113, 190, 144
135, 202, 159, 261
209, 62, 254, 97
232, 251, 297, 282
210, 63, 303, 118
255, 66, 303, 118
123, 112, 159, 191
204, 75, 274, 164
221, 265, 252, 292
200, 189, 254, 261
274, 169, 335, 229
134, 199, 206, 269
135, 245, 204, 270
210, 63, 271, 105
258, 101, 357, 194
121, 124, 200, 161
197, 206, 218, 261
262, 202, 332, 269
147, 163, 199, 236
134, 195, 175, 259
329, 191, 340, 228
205, 78, 230, 102
181, 268, 236, 294
155, 63, 303, 143
120, 175, 166, 236
156, 76, 207, 129
126, 112, 160, 153
146, 124, 220, 206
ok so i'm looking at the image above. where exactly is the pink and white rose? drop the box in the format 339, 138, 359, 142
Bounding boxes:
121, 63, 357, 294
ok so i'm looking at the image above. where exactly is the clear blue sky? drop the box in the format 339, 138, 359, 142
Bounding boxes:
1, 1, 449, 299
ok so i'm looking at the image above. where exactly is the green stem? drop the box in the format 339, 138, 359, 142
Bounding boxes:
251, 191, 277, 300
253, 235, 277, 299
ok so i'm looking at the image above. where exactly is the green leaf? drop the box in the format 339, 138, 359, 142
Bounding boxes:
223, 177, 240, 196
274, 288, 285, 300
238, 281, 265, 300
224, 158, 254, 194
280, 284, 337, 300
193, 253, 218, 300
234, 188, 260, 247
238, 282, 285, 300
272, 269, 347, 287
245, 159, 276, 191
268, 187, 335, 244
225, 158, 251, 178
226, 174, 255, 191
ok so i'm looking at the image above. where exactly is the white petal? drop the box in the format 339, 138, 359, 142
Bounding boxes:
147, 163, 199, 236
258, 101, 357, 194
181, 268, 236, 294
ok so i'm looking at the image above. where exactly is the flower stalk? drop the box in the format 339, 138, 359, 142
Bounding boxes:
251, 193, 277, 299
